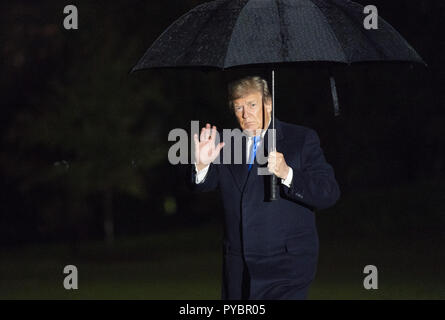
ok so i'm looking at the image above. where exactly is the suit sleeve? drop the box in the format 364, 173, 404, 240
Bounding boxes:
186, 162, 219, 193
281, 128, 340, 210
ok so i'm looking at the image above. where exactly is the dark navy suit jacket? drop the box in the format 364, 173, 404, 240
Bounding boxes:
187, 118, 340, 299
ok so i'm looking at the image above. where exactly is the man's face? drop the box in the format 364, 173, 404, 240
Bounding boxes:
232, 90, 272, 135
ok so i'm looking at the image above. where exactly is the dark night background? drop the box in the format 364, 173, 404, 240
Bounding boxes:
0, 0, 444, 299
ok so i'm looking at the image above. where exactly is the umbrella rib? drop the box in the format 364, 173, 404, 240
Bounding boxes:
274, 0, 290, 62
327, 0, 388, 61
222, 0, 253, 69
313, 0, 391, 62
180, 0, 236, 68
309, 0, 348, 63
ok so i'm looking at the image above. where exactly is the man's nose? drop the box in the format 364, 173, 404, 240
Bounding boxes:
242, 107, 251, 119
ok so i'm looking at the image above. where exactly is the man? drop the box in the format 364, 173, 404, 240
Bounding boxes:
187, 75, 340, 300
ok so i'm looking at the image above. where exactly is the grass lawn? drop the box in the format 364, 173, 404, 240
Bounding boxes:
1, 221, 444, 299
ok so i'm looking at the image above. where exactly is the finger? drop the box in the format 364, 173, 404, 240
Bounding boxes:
214, 142, 225, 154
200, 127, 206, 141
193, 133, 199, 146
203, 125, 208, 140
210, 125, 217, 141
205, 123, 211, 140
269, 162, 277, 174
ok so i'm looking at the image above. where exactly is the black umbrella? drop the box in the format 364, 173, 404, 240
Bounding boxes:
132, 0, 425, 200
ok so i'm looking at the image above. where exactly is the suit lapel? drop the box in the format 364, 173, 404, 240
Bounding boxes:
227, 134, 249, 193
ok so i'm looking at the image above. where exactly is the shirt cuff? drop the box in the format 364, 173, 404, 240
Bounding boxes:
195, 163, 210, 184
281, 167, 293, 188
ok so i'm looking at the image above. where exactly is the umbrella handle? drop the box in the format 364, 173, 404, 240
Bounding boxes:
270, 174, 278, 201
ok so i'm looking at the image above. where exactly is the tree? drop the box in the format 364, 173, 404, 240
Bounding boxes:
5, 6, 168, 244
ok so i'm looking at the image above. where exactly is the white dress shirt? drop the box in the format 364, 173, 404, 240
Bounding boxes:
195, 119, 293, 187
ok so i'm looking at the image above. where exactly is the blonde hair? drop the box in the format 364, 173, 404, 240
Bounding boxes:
227, 75, 271, 111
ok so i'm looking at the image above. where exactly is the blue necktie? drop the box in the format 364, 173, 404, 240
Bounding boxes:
248, 136, 258, 171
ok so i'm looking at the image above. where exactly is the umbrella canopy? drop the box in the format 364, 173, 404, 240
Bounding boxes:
131, 0, 425, 200
132, 0, 424, 71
